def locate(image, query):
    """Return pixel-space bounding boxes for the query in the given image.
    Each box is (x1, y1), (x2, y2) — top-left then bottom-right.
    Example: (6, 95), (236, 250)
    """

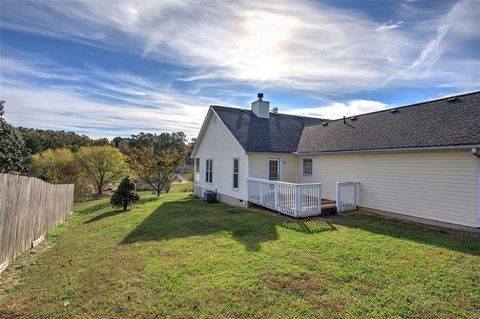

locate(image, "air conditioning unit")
(203, 190), (217, 203)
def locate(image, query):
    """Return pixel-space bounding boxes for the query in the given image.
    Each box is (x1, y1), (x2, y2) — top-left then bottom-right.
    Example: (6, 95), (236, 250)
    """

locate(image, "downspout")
(471, 147), (480, 158)
(472, 148), (480, 228)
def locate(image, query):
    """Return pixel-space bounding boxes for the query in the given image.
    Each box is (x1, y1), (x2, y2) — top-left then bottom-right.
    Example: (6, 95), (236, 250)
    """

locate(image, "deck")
(247, 178), (358, 218)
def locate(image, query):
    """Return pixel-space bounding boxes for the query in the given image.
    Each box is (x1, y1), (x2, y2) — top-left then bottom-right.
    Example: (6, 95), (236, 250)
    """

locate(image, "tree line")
(0, 102), (195, 201)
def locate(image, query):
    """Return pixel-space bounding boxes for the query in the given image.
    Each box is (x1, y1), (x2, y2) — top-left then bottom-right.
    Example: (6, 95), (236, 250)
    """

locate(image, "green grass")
(1, 189), (479, 319)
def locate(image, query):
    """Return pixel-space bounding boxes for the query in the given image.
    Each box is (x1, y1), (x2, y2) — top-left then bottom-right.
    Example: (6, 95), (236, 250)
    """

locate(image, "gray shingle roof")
(297, 91), (480, 153)
(211, 105), (324, 153)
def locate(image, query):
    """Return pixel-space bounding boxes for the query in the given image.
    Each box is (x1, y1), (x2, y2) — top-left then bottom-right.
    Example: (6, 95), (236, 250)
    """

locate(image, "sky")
(0, 0), (479, 139)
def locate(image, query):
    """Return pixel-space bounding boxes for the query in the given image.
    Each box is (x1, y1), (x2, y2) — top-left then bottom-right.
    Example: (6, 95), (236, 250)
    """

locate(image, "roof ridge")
(210, 104), (325, 121)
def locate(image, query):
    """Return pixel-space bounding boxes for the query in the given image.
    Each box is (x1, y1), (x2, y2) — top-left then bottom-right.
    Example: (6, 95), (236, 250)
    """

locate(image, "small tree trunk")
(123, 201), (128, 211)
(97, 185), (103, 195)
(156, 189), (161, 197)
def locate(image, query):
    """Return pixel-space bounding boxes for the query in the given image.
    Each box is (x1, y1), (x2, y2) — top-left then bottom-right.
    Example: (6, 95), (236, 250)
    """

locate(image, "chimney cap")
(258, 93), (264, 101)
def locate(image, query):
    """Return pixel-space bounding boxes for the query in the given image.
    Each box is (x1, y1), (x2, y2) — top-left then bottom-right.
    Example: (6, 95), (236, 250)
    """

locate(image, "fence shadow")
(84, 209), (126, 224)
(77, 201), (112, 215)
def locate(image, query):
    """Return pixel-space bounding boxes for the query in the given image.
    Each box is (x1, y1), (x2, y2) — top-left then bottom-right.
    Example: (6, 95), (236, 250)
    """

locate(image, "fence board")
(0, 174), (74, 273)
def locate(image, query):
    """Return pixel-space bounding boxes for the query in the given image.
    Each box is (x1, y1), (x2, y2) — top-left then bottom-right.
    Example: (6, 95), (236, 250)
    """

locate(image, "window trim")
(303, 158), (313, 176)
(232, 158), (239, 190)
(205, 159), (213, 183)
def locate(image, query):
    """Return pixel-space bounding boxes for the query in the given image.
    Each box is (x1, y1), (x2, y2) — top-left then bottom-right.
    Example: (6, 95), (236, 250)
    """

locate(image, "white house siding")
(298, 150), (479, 228)
(194, 112), (248, 205)
(248, 153), (298, 183)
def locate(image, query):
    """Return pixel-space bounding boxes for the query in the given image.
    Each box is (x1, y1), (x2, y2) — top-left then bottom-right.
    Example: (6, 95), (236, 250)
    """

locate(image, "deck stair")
(321, 199), (337, 216)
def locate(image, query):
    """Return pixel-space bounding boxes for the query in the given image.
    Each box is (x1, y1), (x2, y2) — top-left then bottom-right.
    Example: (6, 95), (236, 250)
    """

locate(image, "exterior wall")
(298, 150), (479, 228)
(193, 112), (248, 204)
(248, 153), (298, 183)
(477, 154), (480, 228)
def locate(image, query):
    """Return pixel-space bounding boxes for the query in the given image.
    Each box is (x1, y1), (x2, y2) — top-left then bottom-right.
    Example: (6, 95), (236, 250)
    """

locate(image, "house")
(175, 165), (193, 174)
(191, 92), (480, 230)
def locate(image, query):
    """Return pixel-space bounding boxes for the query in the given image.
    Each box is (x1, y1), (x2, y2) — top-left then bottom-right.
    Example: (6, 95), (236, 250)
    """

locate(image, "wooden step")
(321, 202), (337, 216)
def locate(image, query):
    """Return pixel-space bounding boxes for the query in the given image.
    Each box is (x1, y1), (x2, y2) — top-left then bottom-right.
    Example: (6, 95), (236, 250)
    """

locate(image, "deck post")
(295, 185), (302, 217)
(259, 183), (264, 205)
(274, 183), (279, 211)
(335, 182), (340, 212)
(318, 184), (322, 215)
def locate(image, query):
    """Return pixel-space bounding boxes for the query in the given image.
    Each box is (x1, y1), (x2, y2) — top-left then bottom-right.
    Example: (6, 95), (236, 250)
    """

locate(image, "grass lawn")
(1, 186), (479, 318)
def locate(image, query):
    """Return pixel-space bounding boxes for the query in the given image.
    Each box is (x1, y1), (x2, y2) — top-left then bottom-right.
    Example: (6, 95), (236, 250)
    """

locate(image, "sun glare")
(232, 11), (299, 82)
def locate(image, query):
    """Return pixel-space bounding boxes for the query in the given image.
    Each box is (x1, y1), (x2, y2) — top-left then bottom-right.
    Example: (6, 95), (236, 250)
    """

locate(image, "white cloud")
(3, 81), (212, 139)
(0, 0), (448, 93)
(375, 20), (403, 32)
(283, 100), (389, 120)
(0, 55), (226, 138)
(385, 0), (478, 84)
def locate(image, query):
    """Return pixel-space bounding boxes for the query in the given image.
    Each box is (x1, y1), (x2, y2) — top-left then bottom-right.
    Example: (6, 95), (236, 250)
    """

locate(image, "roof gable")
(211, 105), (324, 153)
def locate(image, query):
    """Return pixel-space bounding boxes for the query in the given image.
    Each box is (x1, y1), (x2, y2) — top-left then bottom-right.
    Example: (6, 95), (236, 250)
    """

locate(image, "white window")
(303, 158), (313, 176)
(269, 159), (280, 181)
(205, 159), (213, 183)
(233, 158), (239, 189)
(195, 158), (200, 173)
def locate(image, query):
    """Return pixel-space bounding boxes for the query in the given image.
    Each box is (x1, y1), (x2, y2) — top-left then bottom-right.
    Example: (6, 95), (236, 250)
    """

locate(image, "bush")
(28, 148), (94, 201)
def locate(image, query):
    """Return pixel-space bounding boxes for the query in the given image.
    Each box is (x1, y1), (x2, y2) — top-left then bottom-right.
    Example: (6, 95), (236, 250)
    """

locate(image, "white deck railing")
(247, 177), (322, 218)
(336, 182), (359, 213)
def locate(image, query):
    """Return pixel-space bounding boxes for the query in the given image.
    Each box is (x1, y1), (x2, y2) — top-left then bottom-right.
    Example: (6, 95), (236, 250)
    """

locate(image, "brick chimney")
(251, 93), (270, 118)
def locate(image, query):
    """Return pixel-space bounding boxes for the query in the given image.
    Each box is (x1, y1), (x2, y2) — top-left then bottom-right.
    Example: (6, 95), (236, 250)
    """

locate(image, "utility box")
(203, 190), (217, 203)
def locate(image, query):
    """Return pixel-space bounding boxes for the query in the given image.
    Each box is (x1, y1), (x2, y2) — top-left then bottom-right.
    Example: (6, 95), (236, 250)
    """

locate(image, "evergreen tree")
(110, 177), (139, 210)
(0, 101), (28, 173)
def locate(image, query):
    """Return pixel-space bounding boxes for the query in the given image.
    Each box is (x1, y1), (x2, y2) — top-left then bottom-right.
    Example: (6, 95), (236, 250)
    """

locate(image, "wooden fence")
(0, 174), (74, 273)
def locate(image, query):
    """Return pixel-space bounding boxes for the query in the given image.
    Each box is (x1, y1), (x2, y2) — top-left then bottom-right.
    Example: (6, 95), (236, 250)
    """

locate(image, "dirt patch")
(0, 241), (52, 302)
(265, 273), (327, 296)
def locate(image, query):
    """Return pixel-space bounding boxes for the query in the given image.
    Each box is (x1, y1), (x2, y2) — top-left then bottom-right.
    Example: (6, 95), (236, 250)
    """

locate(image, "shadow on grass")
(84, 209), (126, 224)
(333, 213), (480, 256)
(281, 219), (336, 234)
(121, 196), (480, 255)
(139, 196), (160, 205)
(120, 198), (335, 251)
(77, 201), (112, 215)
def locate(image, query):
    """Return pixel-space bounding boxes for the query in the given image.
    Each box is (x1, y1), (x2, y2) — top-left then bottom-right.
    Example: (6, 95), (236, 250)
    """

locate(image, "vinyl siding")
(194, 112), (248, 202)
(248, 153), (298, 183)
(298, 150), (479, 228)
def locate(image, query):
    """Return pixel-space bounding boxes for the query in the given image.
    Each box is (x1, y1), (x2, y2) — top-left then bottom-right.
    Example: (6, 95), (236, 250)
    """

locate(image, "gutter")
(244, 145), (480, 157)
(293, 144), (480, 156)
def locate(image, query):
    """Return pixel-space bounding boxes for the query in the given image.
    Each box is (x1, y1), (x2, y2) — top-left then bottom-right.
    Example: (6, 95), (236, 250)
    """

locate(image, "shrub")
(110, 177), (139, 210)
